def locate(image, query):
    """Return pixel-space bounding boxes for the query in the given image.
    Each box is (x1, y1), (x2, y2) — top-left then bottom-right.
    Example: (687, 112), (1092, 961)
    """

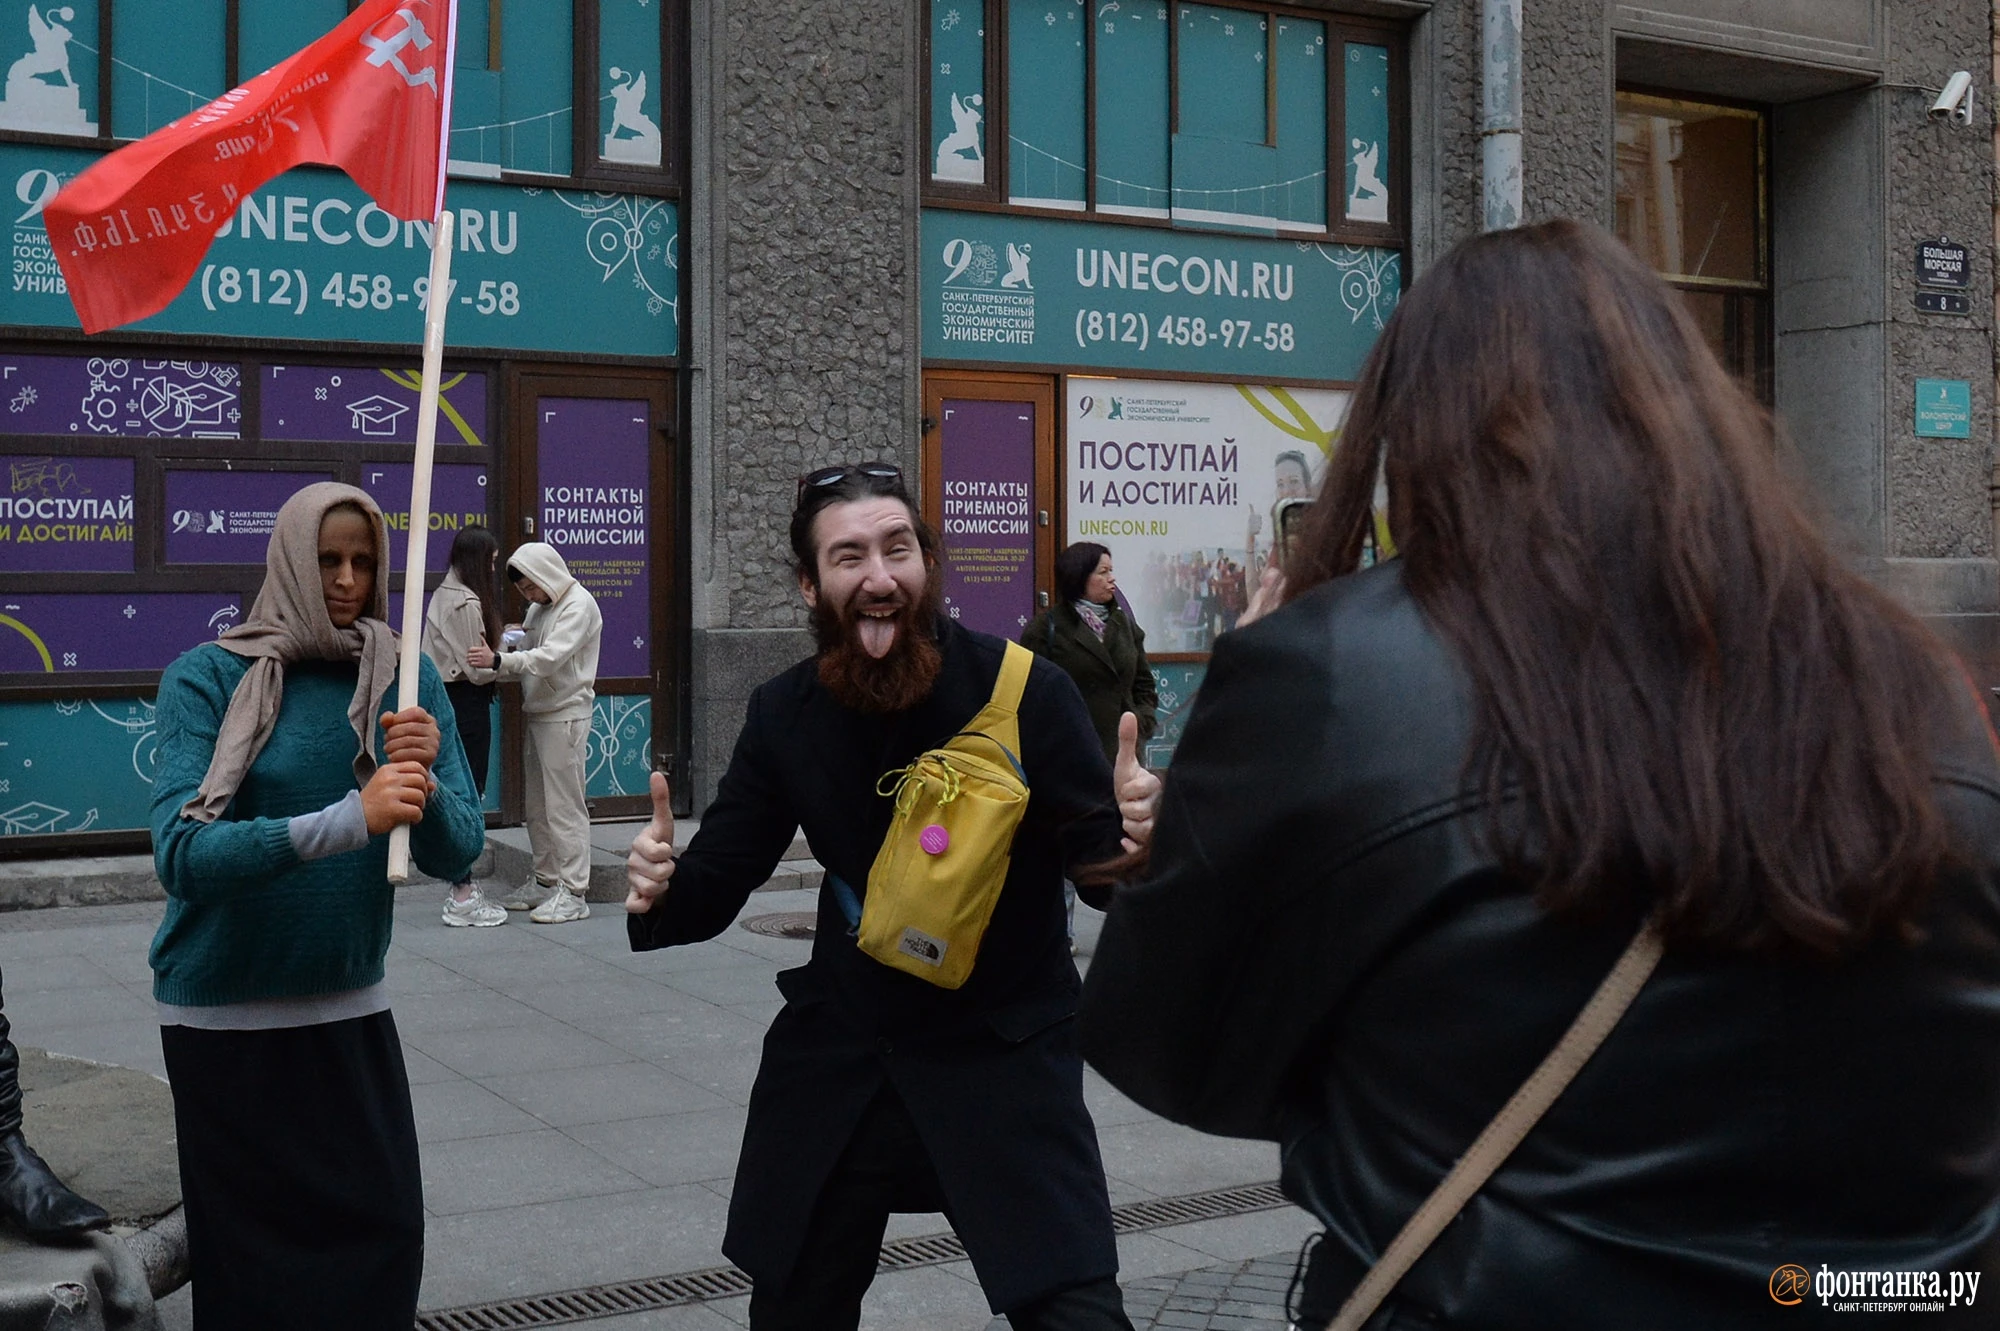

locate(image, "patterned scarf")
(1073, 599), (1110, 641)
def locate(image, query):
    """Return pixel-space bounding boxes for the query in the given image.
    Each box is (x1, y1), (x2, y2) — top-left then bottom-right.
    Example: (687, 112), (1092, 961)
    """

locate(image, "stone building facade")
(682, 0), (1999, 809)
(0, 0), (1991, 844)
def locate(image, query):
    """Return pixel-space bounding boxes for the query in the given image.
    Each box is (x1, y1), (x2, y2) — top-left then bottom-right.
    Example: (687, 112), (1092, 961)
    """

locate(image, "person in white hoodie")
(492, 542), (603, 924)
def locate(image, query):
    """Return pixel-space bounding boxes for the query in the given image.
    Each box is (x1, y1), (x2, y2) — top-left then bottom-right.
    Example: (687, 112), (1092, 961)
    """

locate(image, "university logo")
(941, 237), (999, 287)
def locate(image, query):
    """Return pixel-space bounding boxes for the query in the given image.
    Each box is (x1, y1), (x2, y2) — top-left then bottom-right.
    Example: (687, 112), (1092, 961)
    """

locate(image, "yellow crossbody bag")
(850, 641), (1033, 989)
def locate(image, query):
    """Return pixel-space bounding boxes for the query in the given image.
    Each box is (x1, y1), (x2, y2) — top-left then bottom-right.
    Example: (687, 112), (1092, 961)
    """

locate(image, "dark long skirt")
(160, 1011), (423, 1331)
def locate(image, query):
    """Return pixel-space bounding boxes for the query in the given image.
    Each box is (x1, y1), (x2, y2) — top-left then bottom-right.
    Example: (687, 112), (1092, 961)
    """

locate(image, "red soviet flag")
(44, 0), (456, 334)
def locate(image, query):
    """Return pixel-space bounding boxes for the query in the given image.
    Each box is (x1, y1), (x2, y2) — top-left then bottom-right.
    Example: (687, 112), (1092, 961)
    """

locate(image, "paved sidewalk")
(2, 872), (1316, 1329)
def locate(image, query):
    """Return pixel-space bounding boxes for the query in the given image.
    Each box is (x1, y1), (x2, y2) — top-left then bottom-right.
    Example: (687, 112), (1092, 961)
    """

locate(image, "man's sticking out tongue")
(856, 607), (899, 658)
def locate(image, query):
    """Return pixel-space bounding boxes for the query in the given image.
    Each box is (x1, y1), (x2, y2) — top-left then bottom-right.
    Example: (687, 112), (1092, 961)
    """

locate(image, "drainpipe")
(1482, 0), (1523, 230)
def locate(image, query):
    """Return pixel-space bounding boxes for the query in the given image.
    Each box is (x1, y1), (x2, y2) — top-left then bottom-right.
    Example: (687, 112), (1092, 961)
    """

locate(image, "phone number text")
(1074, 309), (1296, 353)
(196, 266), (521, 318)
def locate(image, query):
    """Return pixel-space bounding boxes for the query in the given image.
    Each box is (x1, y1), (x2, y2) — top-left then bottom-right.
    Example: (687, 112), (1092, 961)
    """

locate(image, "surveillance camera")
(1930, 70), (1975, 124)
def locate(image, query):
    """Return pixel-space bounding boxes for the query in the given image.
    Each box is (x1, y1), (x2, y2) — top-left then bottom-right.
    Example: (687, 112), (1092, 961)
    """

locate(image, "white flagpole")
(387, 207), (457, 883)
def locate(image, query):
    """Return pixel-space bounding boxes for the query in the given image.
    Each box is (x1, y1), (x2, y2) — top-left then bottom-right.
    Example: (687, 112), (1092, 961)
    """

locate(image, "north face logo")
(897, 928), (946, 966)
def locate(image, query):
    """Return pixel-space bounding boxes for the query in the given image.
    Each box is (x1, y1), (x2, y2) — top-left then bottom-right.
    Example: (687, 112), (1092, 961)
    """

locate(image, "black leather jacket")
(1081, 561), (2000, 1328)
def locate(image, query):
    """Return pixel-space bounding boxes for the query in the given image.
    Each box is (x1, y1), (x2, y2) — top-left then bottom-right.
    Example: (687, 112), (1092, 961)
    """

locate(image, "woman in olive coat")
(1020, 542), (1158, 765)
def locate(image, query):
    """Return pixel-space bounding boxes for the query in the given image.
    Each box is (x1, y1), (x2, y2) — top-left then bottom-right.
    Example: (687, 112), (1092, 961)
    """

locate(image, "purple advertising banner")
(362, 463), (492, 577)
(263, 366), (490, 447)
(537, 398), (650, 679)
(165, 470), (335, 565)
(0, 593), (244, 673)
(938, 398), (1037, 638)
(0, 455), (136, 573)
(0, 355), (242, 437)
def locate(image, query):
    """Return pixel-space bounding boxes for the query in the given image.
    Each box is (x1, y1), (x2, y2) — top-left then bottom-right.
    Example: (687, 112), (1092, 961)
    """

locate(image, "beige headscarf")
(180, 482), (401, 822)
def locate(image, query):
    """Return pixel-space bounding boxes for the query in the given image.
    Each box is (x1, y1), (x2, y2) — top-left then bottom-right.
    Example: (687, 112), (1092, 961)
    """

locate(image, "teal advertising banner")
(0, 691), (643, 837)
(586, 694), (652, 800)
(1093, 0), (1168, 216)
(1343, 43), (1392, 225)
(1144, 661), (1205, 768)
(1007, 0), (1084, 209)
(930, 0), (987, 185)
(923, 208), (1398, 381)
(0, 696), (157, 836)
(2, 145), (678, 357)
(598, 0), (665, 169)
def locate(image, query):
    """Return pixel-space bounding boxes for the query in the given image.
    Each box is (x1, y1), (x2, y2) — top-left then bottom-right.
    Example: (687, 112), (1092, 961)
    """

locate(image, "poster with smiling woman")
(1065, 377), (1349, 655)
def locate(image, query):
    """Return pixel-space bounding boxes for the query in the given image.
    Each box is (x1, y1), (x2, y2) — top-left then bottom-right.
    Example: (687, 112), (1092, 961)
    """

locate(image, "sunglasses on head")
(795, 462), (904, 502)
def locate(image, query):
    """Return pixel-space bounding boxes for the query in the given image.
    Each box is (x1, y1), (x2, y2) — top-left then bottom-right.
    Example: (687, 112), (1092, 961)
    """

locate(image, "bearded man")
(626, 462), (1161, 1330)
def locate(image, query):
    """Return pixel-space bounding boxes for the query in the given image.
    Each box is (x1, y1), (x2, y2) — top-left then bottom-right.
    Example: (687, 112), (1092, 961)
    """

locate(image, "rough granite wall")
(1412, 0), (1603, 268)
(1420, 0), (1484, 263)
(1884, 0), (1995, 564)
(716, 0), (918, 630)
(686, 0), (920, 807)
(1522, 0), (1612, 227)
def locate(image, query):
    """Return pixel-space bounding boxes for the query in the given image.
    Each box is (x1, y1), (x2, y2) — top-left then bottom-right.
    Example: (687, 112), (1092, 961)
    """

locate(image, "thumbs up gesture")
(625, 771), (677, 914)
(1113, 712), (1163, 856)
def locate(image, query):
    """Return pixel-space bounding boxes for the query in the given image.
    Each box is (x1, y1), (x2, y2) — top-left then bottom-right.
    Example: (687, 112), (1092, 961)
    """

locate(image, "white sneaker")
(497, 879), (554, 911)
(529, 885), (590, 924)
(442, 887), (508, 928)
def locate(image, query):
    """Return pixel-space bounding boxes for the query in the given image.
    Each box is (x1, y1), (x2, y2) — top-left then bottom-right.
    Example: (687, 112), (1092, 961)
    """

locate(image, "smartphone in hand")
(1274, 498), (1313, 572)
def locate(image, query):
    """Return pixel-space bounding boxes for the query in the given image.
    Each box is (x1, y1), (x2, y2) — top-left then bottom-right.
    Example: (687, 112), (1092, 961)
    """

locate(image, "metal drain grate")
(878, 1230), (971, 1270)
(416, 1268), (755, 1331)
(739, 911), (818, 940)
(414, 1179), (1289, 1330)
(1110, 1181), (1289, 1232)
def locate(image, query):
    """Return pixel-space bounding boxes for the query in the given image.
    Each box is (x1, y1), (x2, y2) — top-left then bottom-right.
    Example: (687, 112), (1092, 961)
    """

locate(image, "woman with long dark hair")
(423, 523), (505, 926)
(1079, 220), (2000, 1328)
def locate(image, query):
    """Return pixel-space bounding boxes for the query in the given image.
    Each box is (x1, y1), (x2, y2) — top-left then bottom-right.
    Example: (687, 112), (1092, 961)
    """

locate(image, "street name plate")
(1917, 240), (1970, 289)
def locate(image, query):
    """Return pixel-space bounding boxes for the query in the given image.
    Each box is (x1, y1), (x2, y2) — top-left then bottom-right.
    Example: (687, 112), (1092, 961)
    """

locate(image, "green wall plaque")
(1914, 378), (1972, 439)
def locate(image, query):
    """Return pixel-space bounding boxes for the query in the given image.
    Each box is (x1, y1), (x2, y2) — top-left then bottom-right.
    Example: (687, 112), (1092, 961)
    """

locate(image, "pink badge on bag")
(919, 824), (950, 855)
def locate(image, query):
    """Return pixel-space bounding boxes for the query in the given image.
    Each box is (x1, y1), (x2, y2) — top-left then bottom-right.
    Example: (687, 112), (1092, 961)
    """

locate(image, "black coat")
(630, 617), (1126, 1312)
(1021, 602), (1158, 764)
(1080, 561), (2000, 1329)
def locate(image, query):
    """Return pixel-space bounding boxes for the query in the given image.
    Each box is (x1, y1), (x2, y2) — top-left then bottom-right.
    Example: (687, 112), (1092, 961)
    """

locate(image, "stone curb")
(0, 848), (500, 913)
(484, 828), (821, 904)
(0, 826), (820, 911)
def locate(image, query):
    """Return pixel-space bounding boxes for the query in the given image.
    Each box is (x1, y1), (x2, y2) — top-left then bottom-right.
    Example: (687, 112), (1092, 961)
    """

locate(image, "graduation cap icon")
(0, 802), (66, 836)
(140, 377), (237, 431)
(345, 395), (412, 436)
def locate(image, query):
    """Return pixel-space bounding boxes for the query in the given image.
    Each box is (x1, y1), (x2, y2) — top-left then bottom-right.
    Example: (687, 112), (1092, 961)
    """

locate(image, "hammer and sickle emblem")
(359, 7), (438, 92)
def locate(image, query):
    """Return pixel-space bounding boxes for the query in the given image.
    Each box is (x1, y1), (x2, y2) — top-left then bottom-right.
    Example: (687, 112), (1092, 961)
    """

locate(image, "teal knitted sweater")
(149, 643), (485, 1006)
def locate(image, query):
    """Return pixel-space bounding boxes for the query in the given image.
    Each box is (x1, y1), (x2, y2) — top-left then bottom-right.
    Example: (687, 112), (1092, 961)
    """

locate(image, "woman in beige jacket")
(422, 525), (504, 926)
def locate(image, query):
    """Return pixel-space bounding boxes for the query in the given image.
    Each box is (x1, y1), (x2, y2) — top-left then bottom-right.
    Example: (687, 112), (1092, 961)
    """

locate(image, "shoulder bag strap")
(958, 641), (1034, 759)
(1325, 921), (1665, 1331)
(992, 639), (1033, 712)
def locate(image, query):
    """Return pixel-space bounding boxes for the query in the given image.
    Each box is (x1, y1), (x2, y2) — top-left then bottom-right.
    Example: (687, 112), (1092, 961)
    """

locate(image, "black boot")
(0, 1128), (109, 1237)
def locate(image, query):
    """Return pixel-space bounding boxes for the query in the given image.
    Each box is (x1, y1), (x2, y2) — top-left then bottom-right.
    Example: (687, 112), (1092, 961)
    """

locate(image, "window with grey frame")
(925, 0), (1404, 245)
(0, 0), (682, 193)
